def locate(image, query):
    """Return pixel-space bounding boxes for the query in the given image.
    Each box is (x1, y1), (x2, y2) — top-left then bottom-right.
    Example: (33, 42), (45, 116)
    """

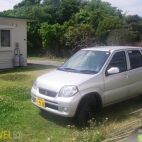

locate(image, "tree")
(62, 24), (95, 49)
(90, 9), (103, 29)
(14, 0), (41, 8)
(42, 0), (60, 8)
(39, 23), (65, 56)
(106, 29), (135, 46)
(1, 0), (140, 57)
(27, 22), (42, 55)
(75, 10), (90, 24)
(125, 15), (142, 42)
(96, 16), (124, 41)
(56, 0), (80, 24)
(126, 15), (141, 24)
(84, 0), (123, 19)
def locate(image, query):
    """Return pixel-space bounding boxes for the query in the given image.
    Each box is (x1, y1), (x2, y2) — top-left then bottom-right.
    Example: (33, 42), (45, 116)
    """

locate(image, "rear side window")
(128, 50), (142, 69)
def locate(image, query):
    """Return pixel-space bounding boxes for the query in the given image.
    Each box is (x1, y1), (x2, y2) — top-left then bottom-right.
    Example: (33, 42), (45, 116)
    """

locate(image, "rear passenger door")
(127, 50), (142, 96)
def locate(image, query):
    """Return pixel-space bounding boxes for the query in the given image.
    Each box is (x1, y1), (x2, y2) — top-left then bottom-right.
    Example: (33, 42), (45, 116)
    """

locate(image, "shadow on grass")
(39, 109), (78, 127)
(95, 96), (142, 123)
(39, 96), (142, 127)
(0, 63), (58, 74)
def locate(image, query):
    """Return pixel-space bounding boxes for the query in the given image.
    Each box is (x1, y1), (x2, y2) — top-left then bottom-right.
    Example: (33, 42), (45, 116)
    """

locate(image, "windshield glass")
(59, 50), (110, 74)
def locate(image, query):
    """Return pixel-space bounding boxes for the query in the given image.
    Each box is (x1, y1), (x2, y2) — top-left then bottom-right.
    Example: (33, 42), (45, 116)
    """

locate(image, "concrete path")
(27, 60), (63, 67)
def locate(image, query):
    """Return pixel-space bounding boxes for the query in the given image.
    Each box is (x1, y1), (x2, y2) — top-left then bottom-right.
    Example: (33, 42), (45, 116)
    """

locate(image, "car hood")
(37, 69), (93, 92)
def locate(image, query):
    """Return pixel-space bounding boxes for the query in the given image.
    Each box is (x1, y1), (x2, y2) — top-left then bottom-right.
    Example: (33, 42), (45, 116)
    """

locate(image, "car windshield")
(58, 50), (110, 74)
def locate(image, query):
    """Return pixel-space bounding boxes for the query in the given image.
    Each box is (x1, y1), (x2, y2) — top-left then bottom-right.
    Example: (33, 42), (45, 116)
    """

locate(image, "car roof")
(82, 46), (141, 52)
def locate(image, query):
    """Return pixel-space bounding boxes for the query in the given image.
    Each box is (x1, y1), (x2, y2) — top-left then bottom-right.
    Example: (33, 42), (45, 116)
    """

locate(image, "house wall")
(0, 18), (27, 69)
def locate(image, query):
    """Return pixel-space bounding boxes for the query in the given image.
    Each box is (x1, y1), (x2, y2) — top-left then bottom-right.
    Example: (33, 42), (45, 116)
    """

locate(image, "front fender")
(79, 86), (104, 105)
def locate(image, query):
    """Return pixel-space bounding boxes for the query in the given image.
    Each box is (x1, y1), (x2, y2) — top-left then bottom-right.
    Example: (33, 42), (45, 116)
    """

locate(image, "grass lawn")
(1, 64), (142, 142)
(27, 56), (67, 62)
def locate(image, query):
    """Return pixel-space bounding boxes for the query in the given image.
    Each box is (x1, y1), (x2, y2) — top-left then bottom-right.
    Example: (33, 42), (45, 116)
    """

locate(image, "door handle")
(123, 74), (128, 79)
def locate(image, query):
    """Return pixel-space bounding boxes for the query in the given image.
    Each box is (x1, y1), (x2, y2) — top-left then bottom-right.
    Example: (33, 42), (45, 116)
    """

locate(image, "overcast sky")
(102, 0), (142, 16)
(0, 0), (142, 16)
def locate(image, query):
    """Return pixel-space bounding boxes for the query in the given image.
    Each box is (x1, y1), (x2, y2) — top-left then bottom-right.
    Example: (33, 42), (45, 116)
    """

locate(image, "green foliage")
(43, 0), (60, 8)
(0, 0), (141, 57)
(56, 0), (80, 24)
(75, 10), (90, 24)
(39, 23), (65, 56)
(125, 15), (142, 42)
(126, 14), (142, 24)
(1, 66), (142, 141)
(27, 22), (42, 55)
(39, 23), (64, 46)
(84, 0), (123, 19)
(107, 28), (135, 46)
(14, 0), (41, 8)
(96, 16), (125, 40)
(62, 24), (95, 49)
(90, 9), (104, 28)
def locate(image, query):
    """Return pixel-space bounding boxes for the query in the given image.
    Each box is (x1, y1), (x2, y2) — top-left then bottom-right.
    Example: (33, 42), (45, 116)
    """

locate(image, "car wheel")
(77, 98), (96, 126)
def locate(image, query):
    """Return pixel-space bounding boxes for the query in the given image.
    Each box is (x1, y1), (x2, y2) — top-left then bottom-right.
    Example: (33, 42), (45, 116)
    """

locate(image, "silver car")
(31, 46), (142, 125)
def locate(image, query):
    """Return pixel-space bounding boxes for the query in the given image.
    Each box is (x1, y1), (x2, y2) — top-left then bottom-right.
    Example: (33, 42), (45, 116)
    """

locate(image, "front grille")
(39, 89), (46, 95)
(39, 88), (57, 97)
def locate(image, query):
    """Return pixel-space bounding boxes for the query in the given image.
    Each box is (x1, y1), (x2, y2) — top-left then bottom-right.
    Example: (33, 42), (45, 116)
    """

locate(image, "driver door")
(103, 51), (130, 105)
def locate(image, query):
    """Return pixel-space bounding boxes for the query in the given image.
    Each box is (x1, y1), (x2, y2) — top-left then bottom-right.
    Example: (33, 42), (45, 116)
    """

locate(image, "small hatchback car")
(31, 46), (142, 125)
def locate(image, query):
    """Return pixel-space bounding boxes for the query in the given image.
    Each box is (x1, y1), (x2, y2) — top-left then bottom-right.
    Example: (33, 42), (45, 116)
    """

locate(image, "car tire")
(77, 98), (96, 126)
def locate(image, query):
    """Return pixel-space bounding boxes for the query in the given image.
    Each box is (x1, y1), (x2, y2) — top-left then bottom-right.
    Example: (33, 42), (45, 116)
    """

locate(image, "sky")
(102, 0), (142, 16)
(0, 0), (142, 16)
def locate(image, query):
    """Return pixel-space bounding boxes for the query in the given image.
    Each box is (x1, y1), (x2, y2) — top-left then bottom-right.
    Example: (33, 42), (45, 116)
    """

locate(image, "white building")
(0, 15), (36, 69)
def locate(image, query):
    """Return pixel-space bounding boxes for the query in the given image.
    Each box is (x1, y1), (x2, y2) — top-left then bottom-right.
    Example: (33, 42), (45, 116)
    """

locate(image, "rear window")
(128, 50), (142, 69)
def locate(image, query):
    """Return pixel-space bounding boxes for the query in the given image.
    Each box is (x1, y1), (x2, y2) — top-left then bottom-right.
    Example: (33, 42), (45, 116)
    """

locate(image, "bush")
(106, 28), (135, 46)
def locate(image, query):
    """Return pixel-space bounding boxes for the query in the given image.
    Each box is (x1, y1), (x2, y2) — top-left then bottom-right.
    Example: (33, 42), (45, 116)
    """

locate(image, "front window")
(107, 51), (127, 73)
(59, 50), (110, 74)
(0, 30), (11, 48)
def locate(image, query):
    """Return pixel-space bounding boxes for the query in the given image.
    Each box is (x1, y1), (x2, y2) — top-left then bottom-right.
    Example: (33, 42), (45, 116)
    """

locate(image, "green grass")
(27, 56), (67, 62)
(1, 65), (142, 141)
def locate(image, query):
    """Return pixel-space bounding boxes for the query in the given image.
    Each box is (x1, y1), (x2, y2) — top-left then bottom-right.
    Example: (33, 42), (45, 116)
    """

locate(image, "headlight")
(33, 80), (37, 90)
(59, 85), (78, 97)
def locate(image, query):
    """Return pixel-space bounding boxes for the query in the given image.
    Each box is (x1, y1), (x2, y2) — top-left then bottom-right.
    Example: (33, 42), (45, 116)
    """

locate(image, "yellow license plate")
(36, 97), (45, 107)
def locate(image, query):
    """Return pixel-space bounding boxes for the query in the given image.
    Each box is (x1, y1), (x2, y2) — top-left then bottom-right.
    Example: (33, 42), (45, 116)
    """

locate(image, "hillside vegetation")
(1, 0), (142, 57)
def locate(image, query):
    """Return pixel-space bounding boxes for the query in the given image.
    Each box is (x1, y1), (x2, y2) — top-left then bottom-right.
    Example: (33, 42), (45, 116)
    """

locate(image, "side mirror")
(107, 67), (119, 75)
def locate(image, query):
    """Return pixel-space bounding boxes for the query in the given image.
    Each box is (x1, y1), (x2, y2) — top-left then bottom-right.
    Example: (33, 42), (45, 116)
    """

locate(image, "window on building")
(0, 30), (11, 47)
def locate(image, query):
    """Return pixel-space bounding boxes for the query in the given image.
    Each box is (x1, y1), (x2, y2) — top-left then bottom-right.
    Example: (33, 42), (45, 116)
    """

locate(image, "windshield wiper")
(63, 68), (76, 71)
(58, 67), (78, 72)
(79, 70), (97, 74)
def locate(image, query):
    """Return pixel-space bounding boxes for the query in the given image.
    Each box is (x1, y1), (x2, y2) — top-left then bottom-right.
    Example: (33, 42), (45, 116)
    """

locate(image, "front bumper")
(31, 87), (82, 117)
